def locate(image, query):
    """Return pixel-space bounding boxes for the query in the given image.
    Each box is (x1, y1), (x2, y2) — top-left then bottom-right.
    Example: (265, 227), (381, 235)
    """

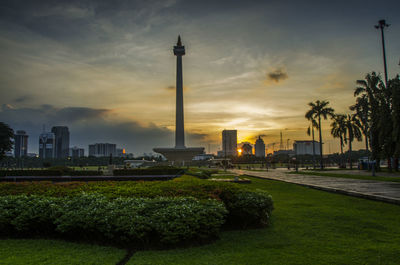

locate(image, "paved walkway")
(232, 169), (400, 205)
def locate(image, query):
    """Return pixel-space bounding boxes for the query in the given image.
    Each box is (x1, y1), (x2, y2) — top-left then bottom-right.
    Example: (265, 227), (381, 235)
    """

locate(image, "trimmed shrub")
(0, 169), (101, 177)
(113, 167), (183, 176)
(0, 194), (227, 246)
(0, 176), (273, 228)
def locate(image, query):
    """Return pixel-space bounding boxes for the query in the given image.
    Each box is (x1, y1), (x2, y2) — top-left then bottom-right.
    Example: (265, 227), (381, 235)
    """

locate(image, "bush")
(186, 169), (219, 179)
(220, 189), (273, 228)
(113, 167), (183, 176)
(0, 194), (227, 246)
(0, 169), (102, 177)
(0, 176), (273, 228)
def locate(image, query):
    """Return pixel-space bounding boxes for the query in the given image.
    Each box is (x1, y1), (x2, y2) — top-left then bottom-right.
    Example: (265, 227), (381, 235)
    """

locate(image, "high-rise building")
(14, 130), (28, 158)
(255, 136), (266, 157)
(39, 132), (55, 158)
(88, 143), (116, 157)
(51, 126), (70, 159)
(222, 130), (237, 156)
(69, 146), (85, 158)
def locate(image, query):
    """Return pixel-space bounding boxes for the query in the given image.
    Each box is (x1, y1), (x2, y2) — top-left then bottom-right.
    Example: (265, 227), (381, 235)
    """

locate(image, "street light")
(375, 19), (390, 87)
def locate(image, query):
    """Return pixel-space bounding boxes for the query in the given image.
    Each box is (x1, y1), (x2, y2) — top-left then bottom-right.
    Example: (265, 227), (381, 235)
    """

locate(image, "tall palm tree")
(306, 118), (318, 169)
(344, 114), (362, 169)
(305, 100), (335, 169)
(331, 114), (346, 168)
(350, 94), (370, 152)
(354, 72), (383, 168)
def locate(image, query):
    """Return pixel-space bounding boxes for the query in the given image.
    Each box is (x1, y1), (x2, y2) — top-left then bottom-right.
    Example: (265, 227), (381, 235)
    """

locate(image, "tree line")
(305, 72), (400, 171)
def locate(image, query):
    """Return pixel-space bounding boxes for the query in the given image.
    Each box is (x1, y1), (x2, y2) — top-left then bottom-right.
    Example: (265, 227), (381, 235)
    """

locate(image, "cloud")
(266, 68), (288, 84)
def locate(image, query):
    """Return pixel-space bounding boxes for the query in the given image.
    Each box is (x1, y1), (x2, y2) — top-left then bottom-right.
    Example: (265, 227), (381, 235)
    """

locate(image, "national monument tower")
(153, 36), (204, 163)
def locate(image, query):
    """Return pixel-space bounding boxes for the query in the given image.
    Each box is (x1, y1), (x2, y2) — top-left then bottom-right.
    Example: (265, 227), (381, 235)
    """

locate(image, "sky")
(0, 0), (399, 155)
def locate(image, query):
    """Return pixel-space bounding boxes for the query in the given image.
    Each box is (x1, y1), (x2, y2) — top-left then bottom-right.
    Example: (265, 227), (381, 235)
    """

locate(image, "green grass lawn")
(0, 239), (125, 265)
(127, 177), (400, 265)
(290, 171), (400, 183)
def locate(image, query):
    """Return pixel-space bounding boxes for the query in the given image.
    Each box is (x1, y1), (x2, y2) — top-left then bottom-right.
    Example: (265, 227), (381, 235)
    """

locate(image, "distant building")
(116, 148), (126, 157)
(254, 136), (265, 158)
(88, 143), (117, 157)
(293, 140), (320, 155)
(222, 130), (237, 156)
(240, 142), (253, 155)
(69, 146), (85, 158)
(14, 130), (28, 158)
(39, 132), (55, 158)
(51, 126), (70, 159)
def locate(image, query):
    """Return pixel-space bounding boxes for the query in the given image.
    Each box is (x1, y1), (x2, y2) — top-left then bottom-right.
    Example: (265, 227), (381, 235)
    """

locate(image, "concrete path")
(232, 169), (400, 205)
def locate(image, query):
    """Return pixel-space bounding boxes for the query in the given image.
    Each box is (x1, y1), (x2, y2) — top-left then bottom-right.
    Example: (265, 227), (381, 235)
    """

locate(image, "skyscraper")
(69, 146), (85, 158)
(51, 126), (70, 158)
(222, 130), (237, 156)
(39, 132), (55, 158)
(88, 143), (116, 157)
(14, 130), (28, 158)
(255, 136), (266, 157)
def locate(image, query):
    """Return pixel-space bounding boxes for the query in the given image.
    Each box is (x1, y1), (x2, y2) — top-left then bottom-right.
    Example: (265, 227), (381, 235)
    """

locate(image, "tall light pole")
(375, 19), (390, 87)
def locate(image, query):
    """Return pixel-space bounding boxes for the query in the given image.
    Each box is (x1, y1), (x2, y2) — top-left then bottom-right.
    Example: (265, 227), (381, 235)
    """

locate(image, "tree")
(350, 94), (370, 152)
(0, 122), (14, 160)
(306, 118), (318, 169)
(391, 75), (400, 171)
(305, 100), (335, 169)
(343, 114), (362, 169)
(354, 72), (383, 168)
(330, 114), (346, 168)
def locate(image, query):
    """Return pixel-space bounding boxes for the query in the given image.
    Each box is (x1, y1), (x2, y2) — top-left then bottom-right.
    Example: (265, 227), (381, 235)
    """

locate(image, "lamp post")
(375, 19), (390, 87)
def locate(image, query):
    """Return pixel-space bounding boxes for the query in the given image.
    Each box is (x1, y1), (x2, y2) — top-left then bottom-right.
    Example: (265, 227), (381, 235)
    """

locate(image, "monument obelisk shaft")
(174, 36), (185, 148)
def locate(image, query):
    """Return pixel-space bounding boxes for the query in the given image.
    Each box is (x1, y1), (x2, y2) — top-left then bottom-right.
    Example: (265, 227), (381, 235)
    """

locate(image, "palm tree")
(350, 94), (370, 152)
(306, 118), (318, 169)
(354, 72), (383, 168)
(305, 100), (335, 169)
(331, 114), (346, 168)
(344, 114), (362, 169)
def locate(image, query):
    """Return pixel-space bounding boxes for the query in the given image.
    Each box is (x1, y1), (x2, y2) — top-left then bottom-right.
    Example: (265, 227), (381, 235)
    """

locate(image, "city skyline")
(1, 0), (399, 155)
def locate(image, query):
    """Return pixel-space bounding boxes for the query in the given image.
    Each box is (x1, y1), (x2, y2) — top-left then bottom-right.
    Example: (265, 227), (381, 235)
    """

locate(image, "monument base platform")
(153, 147), (204, 164)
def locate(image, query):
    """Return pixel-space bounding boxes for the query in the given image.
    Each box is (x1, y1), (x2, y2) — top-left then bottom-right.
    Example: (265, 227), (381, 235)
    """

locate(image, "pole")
(375, 20), (389, 87)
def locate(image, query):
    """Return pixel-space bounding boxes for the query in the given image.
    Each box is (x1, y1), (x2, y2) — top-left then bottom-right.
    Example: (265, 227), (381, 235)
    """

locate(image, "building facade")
(88, 143), (117, 157)
(222, 130), (237, 156)
(39, 132), (55, 158)
(51, 126), (70, 159)
(293, 140), (320, 155)
(254, 136), (266, 157)
(69, 146), (85, 158)
(14, 130), (28, 158)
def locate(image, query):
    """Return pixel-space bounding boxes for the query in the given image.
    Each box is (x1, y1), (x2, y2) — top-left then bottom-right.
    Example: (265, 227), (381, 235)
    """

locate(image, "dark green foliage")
(0, 169), (101, 177)
(0, 194), (227, 246)
(0, 122), (14, 160)
(185, 169), (219, 179)
(221, 189), (273, 228)
(0, 176), (274, 228)
(113, 167), (183, 176)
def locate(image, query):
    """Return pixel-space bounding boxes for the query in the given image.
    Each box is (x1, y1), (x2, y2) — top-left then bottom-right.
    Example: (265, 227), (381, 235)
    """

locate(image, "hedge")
(113, 167), (183, 176)
(0, 170), (102, 177)
(0, 176), (273, 228)
(0, 194), (227, 246)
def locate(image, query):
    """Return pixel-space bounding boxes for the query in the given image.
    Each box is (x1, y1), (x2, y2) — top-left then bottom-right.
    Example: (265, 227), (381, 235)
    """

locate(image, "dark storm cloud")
(266, 68), (288, 83)
(0, 104), (206, 154)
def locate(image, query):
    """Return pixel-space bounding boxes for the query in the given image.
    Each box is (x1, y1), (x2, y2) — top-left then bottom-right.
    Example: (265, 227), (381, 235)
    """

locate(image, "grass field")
(127, 177), (400, 265)
(290, 170), (400, 183)
(0, 239), (125, 265)
(1, 176), (400, 265)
